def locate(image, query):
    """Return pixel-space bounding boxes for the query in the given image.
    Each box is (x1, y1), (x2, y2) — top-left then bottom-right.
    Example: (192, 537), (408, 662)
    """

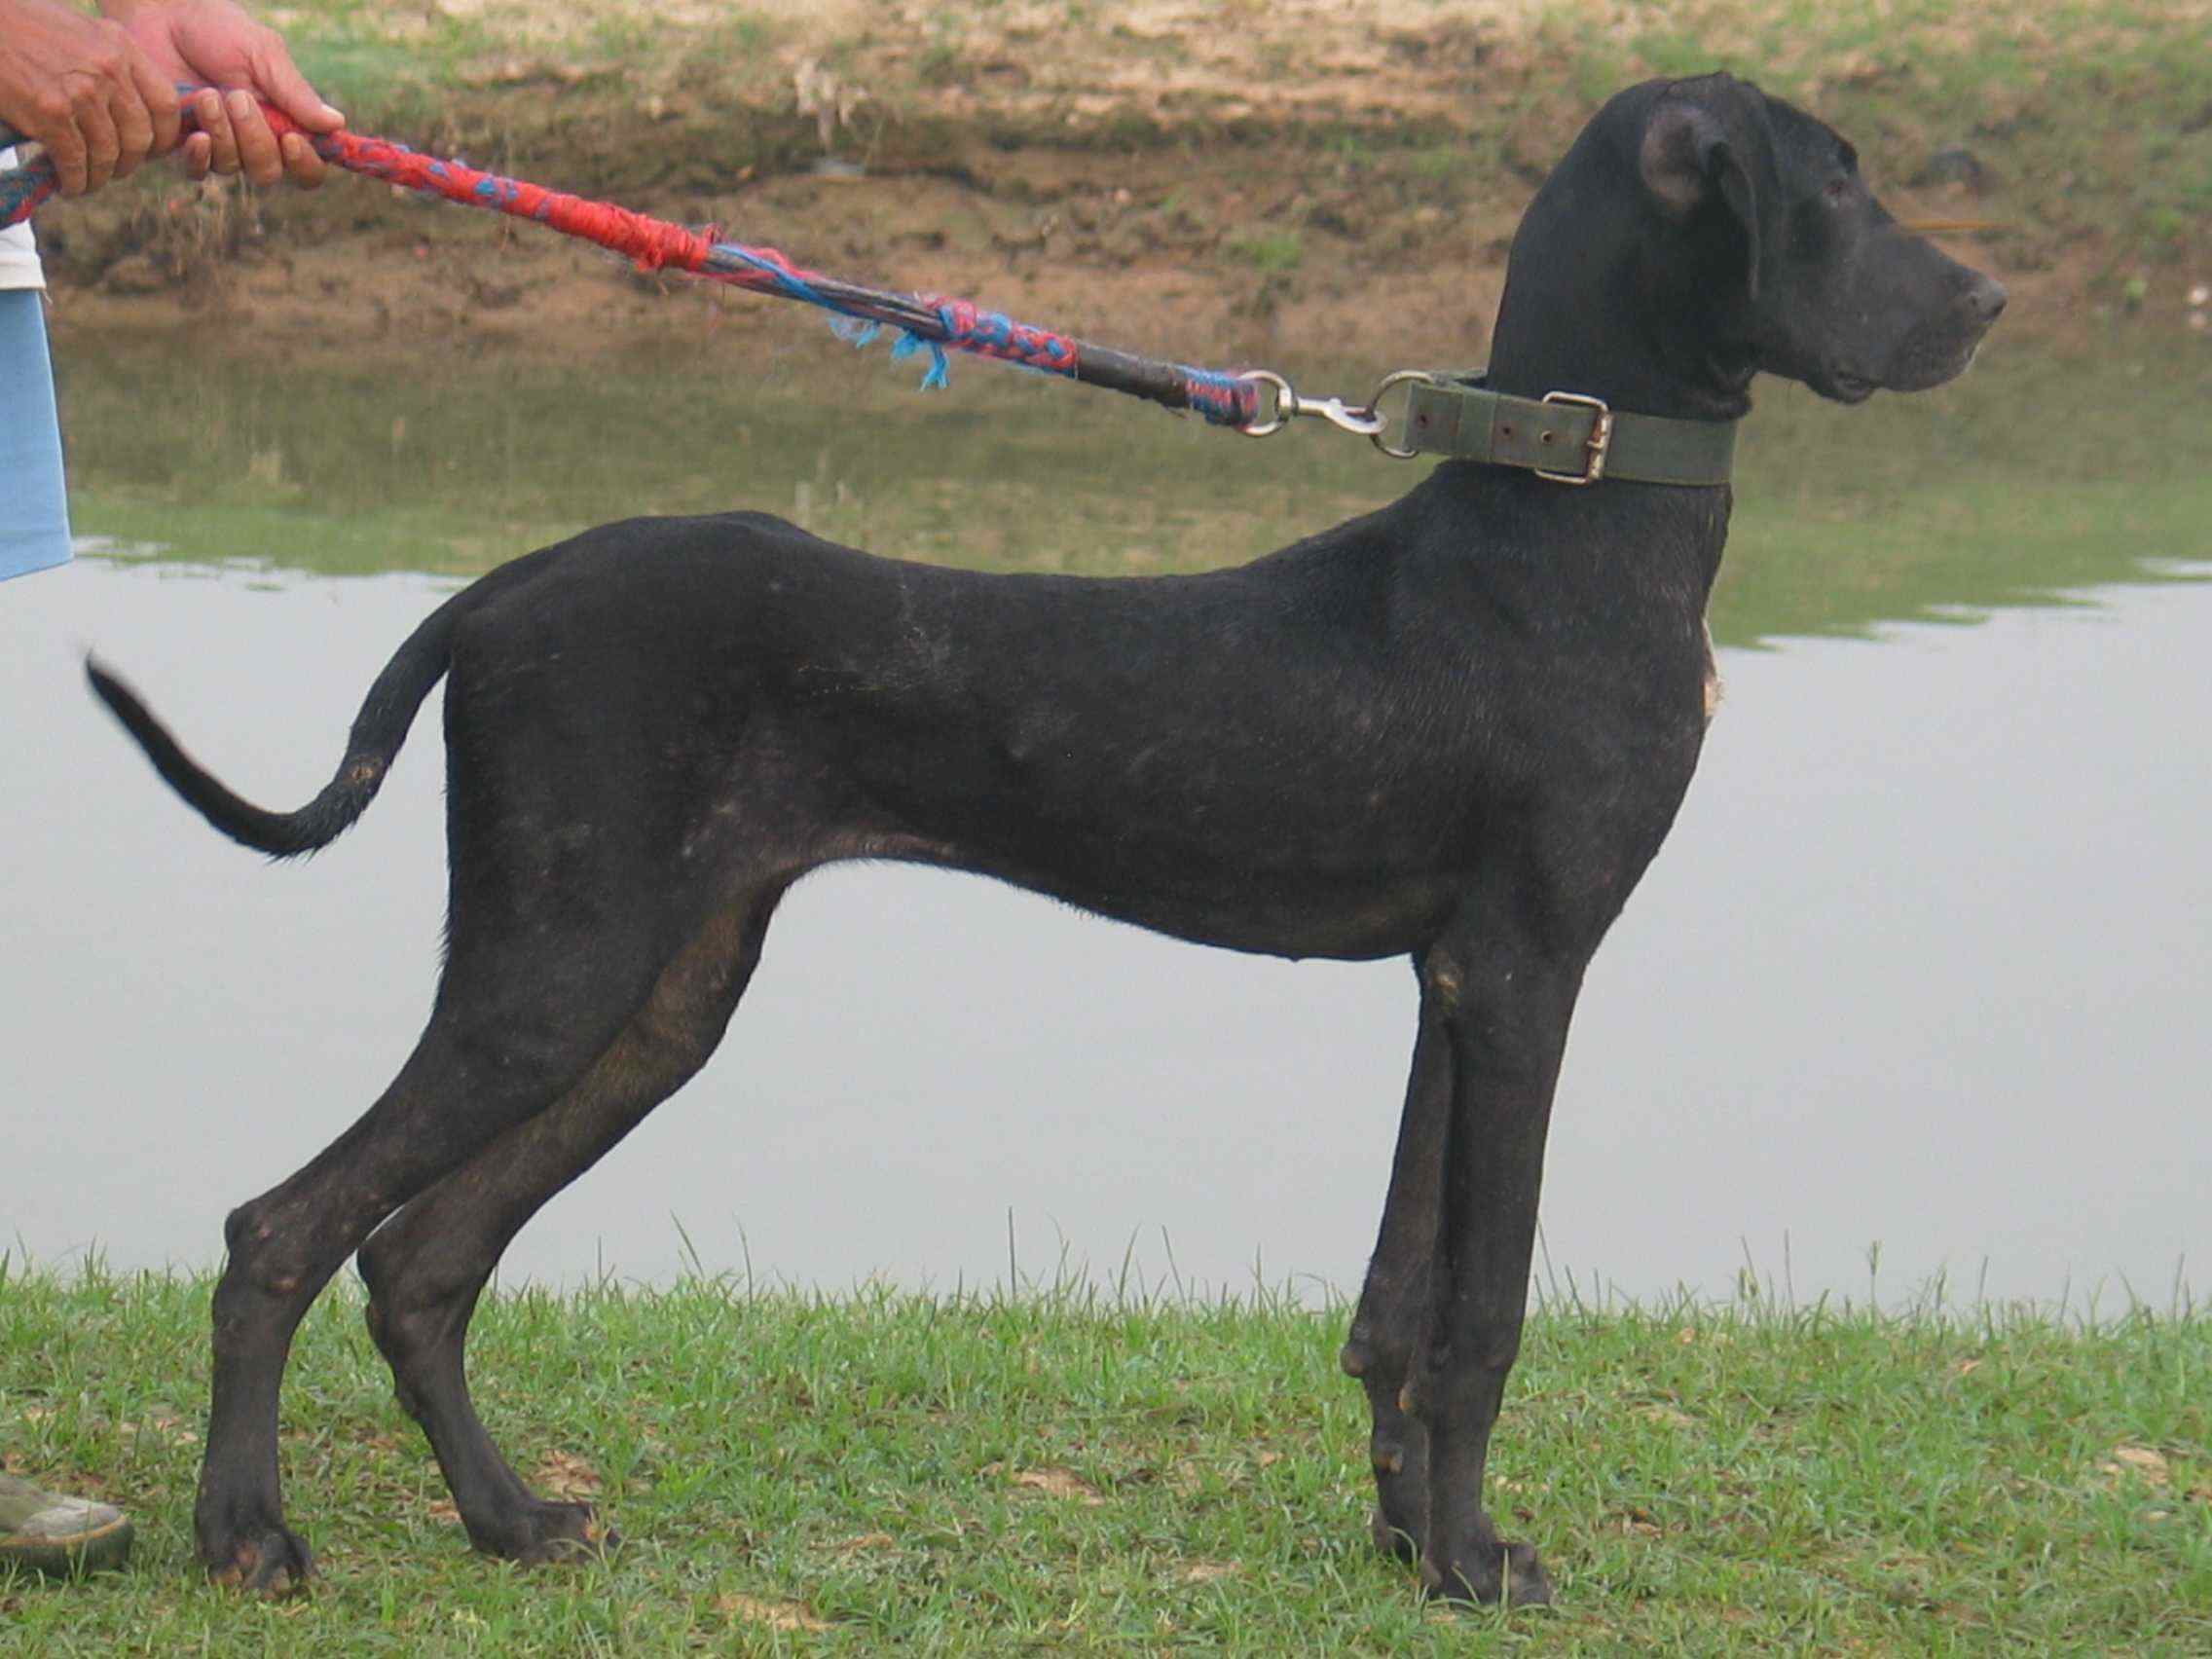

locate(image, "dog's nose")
(1963, 272), (2008, 324)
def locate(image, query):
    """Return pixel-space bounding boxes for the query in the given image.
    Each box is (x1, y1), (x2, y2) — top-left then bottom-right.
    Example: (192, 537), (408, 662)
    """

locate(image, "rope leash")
(0, 97), (2004, 457)
(0, 94), (1404, 436)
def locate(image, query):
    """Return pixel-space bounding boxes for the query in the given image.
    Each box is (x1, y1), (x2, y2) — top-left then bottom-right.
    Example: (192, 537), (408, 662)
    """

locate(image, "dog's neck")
(1483, 132), (1757, 424)
(1486, 310), (1752, 427)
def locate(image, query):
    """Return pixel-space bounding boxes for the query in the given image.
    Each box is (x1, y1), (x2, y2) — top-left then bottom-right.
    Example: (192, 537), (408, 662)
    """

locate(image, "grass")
(1224, 230), (1303, 275)
(5, 1260), (2209, 1651)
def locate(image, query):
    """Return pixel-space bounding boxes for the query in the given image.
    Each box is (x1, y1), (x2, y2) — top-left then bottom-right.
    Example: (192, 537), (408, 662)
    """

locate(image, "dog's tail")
(86, 585), (475, 859)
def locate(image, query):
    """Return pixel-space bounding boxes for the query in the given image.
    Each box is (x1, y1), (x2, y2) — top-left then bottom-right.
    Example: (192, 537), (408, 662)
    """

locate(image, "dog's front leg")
(1343, 967), (1453, 1564)
(1400, 924), (1579, 1607)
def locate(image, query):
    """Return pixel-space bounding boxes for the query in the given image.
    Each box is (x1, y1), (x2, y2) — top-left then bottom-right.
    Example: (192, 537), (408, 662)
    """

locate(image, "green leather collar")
(1395, 373), (1738, 486)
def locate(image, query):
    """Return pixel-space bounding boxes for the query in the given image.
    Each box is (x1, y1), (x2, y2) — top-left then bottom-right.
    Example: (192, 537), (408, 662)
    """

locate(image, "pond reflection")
(51, 336), (2212, 638)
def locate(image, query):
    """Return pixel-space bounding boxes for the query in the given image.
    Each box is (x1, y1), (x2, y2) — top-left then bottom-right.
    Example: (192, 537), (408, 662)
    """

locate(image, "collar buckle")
(1534, 390), (1613, 486)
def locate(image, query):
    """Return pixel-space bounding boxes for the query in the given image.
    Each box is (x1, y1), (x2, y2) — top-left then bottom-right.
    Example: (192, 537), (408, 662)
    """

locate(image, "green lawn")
(5, 1264), (2207, 1651)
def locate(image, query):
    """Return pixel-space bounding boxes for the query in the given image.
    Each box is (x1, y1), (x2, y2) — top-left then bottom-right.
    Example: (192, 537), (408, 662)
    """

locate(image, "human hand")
(100, 0), (344, 189)
(0, 0), (180, 196)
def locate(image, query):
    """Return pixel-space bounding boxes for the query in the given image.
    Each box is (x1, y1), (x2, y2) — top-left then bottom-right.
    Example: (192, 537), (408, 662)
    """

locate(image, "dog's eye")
(1823, 177), (1851, 206)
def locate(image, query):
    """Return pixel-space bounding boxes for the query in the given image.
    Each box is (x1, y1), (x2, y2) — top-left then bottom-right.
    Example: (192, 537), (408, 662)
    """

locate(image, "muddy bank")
(25, 0), (2212, 373)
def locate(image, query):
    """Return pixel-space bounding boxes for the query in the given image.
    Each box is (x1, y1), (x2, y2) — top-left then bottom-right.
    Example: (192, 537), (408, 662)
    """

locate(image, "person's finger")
(277, 130), (326, 190)
(42, 127), (91, 197)
(225, 86), (282, 187)
(128, 44), (182, 158)
(194, 86), (239, 177)
(33, 87), (92, 196)
(180, 129), (213, 182)
(107, 81), (154, 180)
(247, 35), (344, 133)
(71, 78), (121, 194)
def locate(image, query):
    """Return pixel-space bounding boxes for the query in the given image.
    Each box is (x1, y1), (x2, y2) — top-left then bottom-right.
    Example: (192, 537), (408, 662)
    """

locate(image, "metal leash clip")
(1236, 368), (1441, 460)
(1235, 369), (1386, 439)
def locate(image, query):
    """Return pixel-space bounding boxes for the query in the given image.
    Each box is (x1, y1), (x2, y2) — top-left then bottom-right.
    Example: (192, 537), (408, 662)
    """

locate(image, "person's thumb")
(249, 39), (342, 132)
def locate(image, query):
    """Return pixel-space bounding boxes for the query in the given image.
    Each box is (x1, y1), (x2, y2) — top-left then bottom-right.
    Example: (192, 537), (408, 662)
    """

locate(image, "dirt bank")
(25, 0), (2212, 374)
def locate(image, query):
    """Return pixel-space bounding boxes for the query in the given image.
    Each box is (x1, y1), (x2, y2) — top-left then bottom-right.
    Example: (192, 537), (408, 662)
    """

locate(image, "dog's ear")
(1639, 91), (1762, 299)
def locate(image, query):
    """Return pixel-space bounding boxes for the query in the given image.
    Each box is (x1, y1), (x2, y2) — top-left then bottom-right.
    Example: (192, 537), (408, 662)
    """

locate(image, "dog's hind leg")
(192, 916), (678, 1592)
(1342, 967), (1452, 1566)
(354, 889), (782, 1563)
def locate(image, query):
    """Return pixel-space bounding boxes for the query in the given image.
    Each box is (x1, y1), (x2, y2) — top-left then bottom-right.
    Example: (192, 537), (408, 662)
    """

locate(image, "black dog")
(90, 72), (2002, 1603)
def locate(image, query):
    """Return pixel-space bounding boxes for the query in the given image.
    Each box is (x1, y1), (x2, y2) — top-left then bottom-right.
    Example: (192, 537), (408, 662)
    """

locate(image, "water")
(3, 337), (2206, 1309)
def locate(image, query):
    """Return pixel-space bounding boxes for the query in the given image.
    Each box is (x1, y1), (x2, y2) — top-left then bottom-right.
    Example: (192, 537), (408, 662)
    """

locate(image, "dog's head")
(1492, 73), (2007, 418)
(1633, 72), (2007, 404)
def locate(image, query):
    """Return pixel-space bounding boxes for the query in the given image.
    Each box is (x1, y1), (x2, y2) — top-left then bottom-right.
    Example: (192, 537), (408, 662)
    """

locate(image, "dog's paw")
(1419, 1538), (1554, 1609)
(473, 1497), (616, 1566)
(204, 1526), (315, 1596)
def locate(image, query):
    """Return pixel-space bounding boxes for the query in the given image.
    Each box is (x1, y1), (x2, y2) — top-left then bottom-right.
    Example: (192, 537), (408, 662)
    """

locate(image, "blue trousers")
(1, 288), (71, 581)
